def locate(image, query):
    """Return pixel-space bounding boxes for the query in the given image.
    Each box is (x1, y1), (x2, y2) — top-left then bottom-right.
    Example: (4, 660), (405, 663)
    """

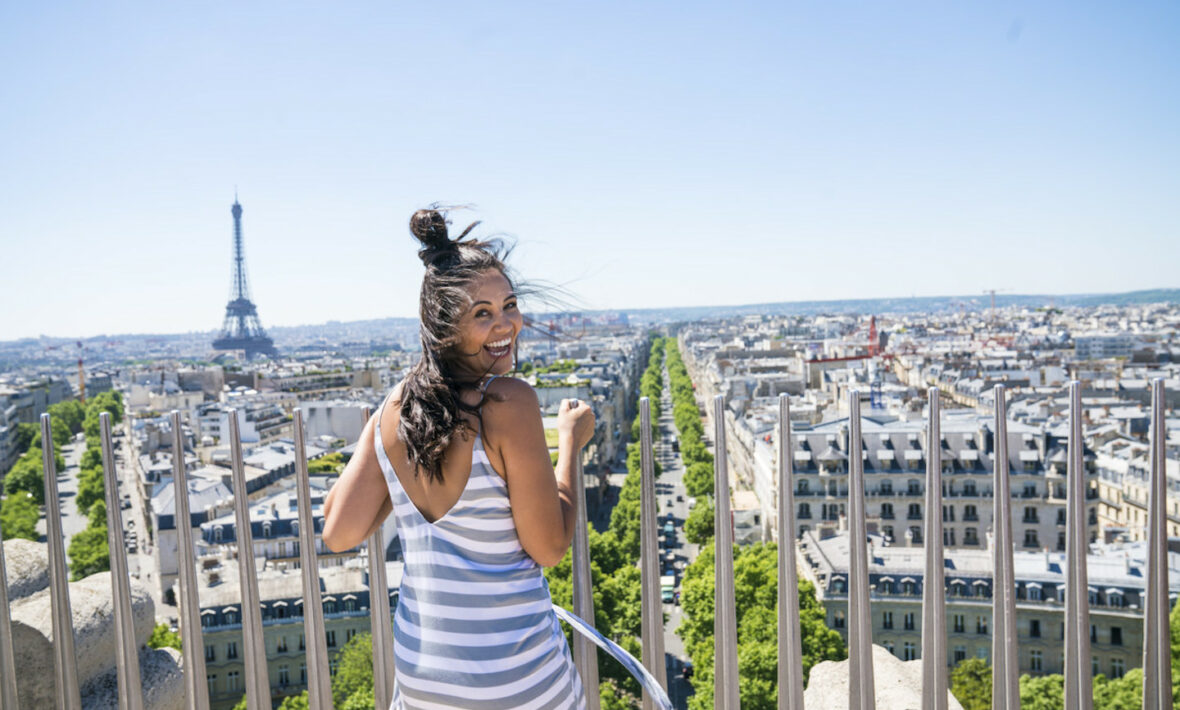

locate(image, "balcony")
(2, 383), (1174, 709)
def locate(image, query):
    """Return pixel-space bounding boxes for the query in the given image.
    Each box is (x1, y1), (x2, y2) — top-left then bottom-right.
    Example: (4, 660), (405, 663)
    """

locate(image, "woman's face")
(450, 269), (523, 378)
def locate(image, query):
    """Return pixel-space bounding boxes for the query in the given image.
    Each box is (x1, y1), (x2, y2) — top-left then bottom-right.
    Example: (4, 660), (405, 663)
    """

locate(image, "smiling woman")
(320, 207), (598, 709)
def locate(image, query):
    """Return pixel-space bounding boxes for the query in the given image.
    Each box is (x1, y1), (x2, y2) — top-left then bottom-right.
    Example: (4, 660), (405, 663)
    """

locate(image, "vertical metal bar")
(228, 410), (271, 708)
(990, 385), (1018, 710)
(1064, 382), (1093, 710)
(170, 411), (210, 710)
(362, 406), (396, 710)
(0, 510), (20, 710)
(40, 414), (82, 710)
(639, 397), (669, 708)
(712, 395), (740, 710)
(293, 409), (333, 710)
(846, 391), (875, 710)
(1142, 379), (1173, 710)
(99, 413), (145, 710)
(776, 394), (804, 710)
(921, 388), (947, 710)
(571, 452), (601, 710)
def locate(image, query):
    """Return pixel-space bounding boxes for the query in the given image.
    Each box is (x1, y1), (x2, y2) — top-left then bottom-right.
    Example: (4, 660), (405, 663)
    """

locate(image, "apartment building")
(801, 531), (1180, 678)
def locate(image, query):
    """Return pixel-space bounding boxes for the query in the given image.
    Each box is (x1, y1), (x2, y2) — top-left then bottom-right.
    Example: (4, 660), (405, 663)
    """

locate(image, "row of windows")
(204, 628), (362, 663)
(842, 611), (1128, 646)
(201, 598), (366, 627)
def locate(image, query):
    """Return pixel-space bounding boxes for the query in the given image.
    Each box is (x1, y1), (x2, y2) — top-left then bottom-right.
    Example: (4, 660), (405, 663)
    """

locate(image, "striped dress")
(374, 407), (587, 709)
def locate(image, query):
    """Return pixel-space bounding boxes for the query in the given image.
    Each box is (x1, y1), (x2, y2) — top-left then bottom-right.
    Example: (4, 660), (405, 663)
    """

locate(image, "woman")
(322, 208), (593, 708)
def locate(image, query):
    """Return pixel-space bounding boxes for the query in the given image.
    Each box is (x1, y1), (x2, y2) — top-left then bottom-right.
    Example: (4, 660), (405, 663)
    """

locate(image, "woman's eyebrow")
(502, 293), (517, 302)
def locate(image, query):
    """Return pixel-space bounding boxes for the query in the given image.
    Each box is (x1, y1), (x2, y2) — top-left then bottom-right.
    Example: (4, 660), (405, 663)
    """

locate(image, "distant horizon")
(8, 286), (1178, 344)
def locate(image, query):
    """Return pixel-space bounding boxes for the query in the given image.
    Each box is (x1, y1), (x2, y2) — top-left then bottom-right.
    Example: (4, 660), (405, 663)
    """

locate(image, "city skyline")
(2, 2), (1178, 340)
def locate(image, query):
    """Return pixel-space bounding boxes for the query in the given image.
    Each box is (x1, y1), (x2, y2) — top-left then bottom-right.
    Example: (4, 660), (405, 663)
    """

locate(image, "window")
(881, 482), (894, 495)
(346, 628), (357, 643)
(324, 601), (337, 615)
(1092, 657), (1100, 676)
(884, 641), (896, 656)
(275, 605), (287, 619)
(204, 645), (215, 662)
(908, 480), (921, 495)
(1023, 530), (1039, 548)
(797, 480), (811, 494)
(942, 505), (955, 522)
(977, 616), (988, 635)
(1028, 586), (1042, 601)
(1090, 624), (1097, 643)
(227, 671), (240, 693)
(954, 646), (967, 664)
(964, 482), (977, 496)
(1110, 627), (1122, 646)
(944, 529), (956, 546)
(214, 526), (223, 542)
(1030, 650), (1043, 672)
(909, 526), (923, 544)
(330, 659), (339, 676)
(883, 525), (894, 541)
(882, 611), (894, 629)
(226, 641), (238, 660)
(224, 611), (238, 625)
(976, 647), (989, 660)
(834, 611), (846, 629)
(300, 664), (307, 684)
(880, 503), (894, 519)
(326, 630), (337, 647)
(799, 503), (811, 519)
(276, 636), (288, 653)
(907, 503), (922, 520)
(1057, 532), (1066, 551)
(904, 612), (915, 631)
(1057, 509), (1066, 525)
(299, 634), (306, 650)
(1111, 658), (1124, 678)
(903, 642), (916, 661)
(1029, 619), (1041, 638)
(965, 527), (979, 546)
(278, 665), (290, 686)
(207, 675), (217, 697)
(953, 614), (965, 633)
(964, 505), (978, 521)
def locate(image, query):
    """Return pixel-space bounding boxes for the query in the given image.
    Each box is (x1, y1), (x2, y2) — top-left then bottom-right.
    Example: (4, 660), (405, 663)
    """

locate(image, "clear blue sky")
(2, 2), (1177, 339)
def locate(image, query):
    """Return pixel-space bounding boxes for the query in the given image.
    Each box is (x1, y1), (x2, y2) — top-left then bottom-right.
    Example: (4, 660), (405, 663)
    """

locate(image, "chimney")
(976, 425), (989, 454)
(1043, 547), (1051, 571)
(838, 423), (849, 453)
(985, 529), (994, 554)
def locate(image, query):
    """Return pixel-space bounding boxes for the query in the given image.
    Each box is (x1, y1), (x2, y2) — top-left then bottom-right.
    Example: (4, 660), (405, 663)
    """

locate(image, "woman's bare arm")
(322, 411), (392, 552)
(483, 378), (593, 567)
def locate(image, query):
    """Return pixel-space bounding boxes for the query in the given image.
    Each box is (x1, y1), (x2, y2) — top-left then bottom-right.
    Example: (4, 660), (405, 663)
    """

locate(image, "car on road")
(663, 521), (675, 536)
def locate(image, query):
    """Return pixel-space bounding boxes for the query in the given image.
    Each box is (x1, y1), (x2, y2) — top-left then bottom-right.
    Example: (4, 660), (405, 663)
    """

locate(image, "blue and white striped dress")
(374, 412), (587, 709)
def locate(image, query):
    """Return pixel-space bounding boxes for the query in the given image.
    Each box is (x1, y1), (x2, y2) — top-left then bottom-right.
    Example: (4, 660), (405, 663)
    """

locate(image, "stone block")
(803, 644), (965, 710)
(8, 571), (155, 709)
(2, 538), (49, 601)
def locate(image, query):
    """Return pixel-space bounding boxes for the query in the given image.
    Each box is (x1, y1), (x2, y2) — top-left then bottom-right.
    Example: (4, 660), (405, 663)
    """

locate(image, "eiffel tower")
(212, 196), (277, 359)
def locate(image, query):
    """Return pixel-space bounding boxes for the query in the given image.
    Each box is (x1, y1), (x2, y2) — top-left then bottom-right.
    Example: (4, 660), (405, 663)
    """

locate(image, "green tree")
(147, 622), (183, 652)
(4, 451), (51, 505)
(76, 466), (106, 516)
(950, 658), (991, 710)
(87, 499), (108, 529)
(48, 400), (86, 434)
(1172, 597), (1180, 701)
(331, 632), (375, 708)
(1093, 668), (1143, 710)
(308, 452), (346, 474)
(1018, 673), (1064, 710)
(14, 422), (37, 454)
(67, 525), (109, 580)
(340, 687), (376, 709)
(683, 461), (714, 499)
(0, 492), (40, 541)
(277, 691), (309, 709)
(685, 497), (714, 545)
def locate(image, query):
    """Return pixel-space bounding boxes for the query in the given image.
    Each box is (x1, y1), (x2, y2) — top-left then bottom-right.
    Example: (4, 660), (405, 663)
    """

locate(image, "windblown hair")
(399, 207), (515, 484)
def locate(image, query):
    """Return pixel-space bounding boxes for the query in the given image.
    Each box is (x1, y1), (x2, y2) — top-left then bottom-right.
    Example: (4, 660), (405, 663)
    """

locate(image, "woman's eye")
(475, 309), (491, 318)
(505, 302), (517, 311)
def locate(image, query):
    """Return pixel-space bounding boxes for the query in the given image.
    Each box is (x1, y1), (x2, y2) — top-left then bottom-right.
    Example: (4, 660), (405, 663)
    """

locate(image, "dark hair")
(398, 207), (515, 483)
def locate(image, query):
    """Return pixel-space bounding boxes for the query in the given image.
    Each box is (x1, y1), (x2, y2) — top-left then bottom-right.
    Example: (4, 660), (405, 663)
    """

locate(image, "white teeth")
(487, 338), (511, 348)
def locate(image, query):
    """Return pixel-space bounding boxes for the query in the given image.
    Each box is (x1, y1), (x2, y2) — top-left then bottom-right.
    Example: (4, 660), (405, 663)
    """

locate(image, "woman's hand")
(557, 398), (595, 450)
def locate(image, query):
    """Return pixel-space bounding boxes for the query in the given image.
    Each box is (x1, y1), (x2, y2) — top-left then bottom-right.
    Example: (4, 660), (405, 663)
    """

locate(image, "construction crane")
(983, 289), (1011, 324)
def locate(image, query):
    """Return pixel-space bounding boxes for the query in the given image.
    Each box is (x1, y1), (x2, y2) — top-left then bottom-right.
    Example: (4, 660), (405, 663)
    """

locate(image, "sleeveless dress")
(373, 396), (587, 709)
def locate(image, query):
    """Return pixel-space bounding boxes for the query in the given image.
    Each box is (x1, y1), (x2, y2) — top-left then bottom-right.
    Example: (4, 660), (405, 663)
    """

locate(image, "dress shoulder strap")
(479, 374), (500, 394)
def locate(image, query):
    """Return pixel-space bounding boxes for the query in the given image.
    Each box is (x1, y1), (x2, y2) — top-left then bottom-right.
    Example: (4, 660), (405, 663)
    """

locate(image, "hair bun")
(410, 209), (456, 265)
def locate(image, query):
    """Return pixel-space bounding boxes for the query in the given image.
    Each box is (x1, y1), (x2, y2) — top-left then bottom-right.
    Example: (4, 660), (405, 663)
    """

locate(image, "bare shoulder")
(481, 377), (541, 433)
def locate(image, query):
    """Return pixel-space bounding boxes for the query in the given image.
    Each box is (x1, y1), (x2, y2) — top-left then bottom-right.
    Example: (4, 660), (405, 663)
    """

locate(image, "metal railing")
(0, 382), (1174, 709)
